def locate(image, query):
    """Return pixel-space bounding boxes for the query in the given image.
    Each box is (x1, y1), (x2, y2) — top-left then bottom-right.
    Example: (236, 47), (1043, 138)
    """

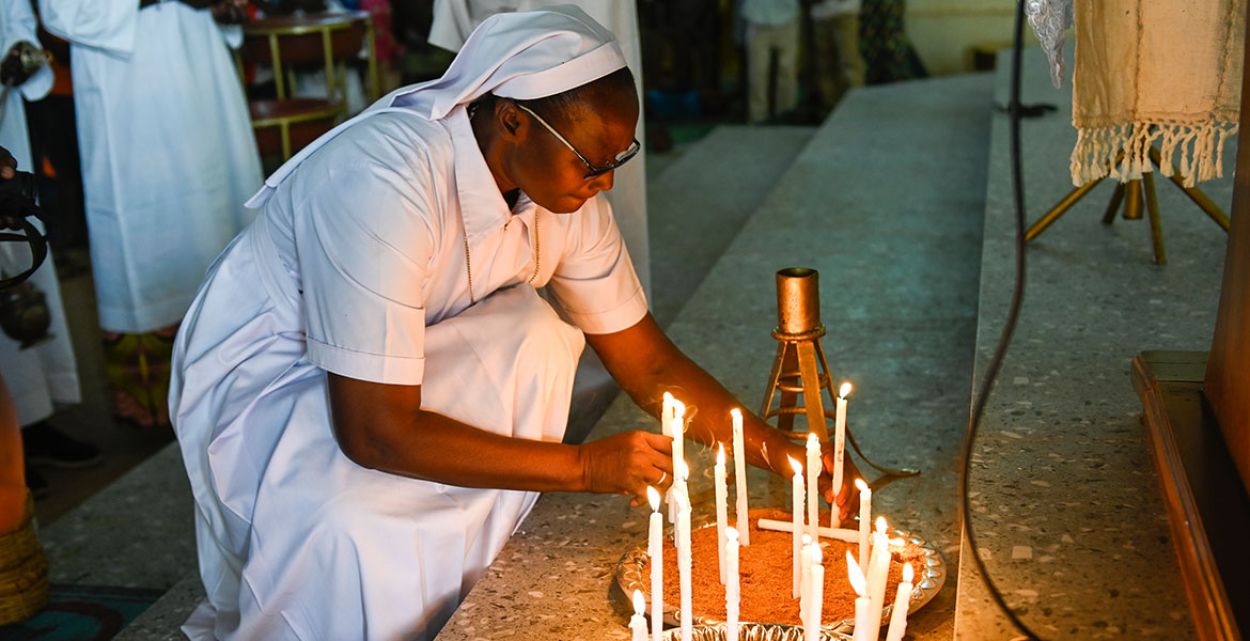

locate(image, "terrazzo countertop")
(951, 49), (1221, 640)
(435, 73), (996, 640)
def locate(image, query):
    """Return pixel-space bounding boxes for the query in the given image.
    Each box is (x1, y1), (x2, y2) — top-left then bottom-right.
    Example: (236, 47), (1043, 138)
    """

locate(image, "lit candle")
(830, 382), (852, 529)
(631, 590), (648, 641)
(676, 463), (693, 641)
(662, 392), (676, 435)
(847, 552), (873, 641)
(731, 409), (749, 546)
(790, 456), (804, 598)
(884, 563), (914, 641)
(866, 517), (891, 633)
(725, 527), (741, 641)
(715, 444), (729, 584)
(647, 486), (663, 641)
(670, 397), (686, 480)
(805, 432), (820, 543)
(855, 478), (871, 571)
(806, 558), (825, 641)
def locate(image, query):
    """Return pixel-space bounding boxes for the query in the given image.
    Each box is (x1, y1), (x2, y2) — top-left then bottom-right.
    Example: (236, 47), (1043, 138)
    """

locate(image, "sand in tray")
(647, 508), (925, 626)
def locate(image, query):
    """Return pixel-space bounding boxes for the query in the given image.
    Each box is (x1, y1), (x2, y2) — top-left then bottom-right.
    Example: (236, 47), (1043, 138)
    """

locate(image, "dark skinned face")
(478, 88), (640, 214)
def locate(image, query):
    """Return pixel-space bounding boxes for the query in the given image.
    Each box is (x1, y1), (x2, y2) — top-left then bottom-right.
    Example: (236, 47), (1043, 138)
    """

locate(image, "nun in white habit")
(170, 7), (844, 641)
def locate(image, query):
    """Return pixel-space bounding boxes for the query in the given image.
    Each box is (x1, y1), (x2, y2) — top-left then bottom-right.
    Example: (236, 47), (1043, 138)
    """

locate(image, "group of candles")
(626, 386), (916, 641)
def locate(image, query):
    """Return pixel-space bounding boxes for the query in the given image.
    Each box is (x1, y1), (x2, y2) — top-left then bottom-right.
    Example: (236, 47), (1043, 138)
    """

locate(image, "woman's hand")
(577, 430), (673, 505)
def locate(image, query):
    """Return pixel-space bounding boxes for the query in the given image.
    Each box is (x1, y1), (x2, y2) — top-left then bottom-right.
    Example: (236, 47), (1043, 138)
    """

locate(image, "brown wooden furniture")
(239, 11), (379, 161)
(1134, 3), (1250, 639)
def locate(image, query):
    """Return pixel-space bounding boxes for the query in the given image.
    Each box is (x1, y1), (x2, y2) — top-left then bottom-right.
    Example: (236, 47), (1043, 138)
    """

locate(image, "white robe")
(0, 0), (79, 427)
(170, 105), (647, 641)
(38, 0), (261, 333)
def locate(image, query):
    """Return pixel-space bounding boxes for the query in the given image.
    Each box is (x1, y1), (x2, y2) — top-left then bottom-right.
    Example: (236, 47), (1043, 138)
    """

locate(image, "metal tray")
(615, 518), (946, 637)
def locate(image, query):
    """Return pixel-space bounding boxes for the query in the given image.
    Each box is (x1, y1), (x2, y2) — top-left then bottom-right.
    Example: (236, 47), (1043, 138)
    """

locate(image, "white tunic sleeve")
(2, 0), (51, 101)
(37, 0), (138, 56)
(294, 157), (438, 386)
(546, 194), (647, 335)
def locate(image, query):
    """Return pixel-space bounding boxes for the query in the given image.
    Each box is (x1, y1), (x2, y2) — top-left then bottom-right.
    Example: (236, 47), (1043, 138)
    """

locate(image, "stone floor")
(950, 50), (1226, 641)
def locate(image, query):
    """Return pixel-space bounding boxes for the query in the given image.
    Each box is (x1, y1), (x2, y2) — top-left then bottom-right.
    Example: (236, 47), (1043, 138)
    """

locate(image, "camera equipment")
(0, 145), (51, 346)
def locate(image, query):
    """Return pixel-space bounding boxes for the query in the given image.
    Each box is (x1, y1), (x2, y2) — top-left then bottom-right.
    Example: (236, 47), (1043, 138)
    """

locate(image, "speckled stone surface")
(40, 442), (196, 589)
(436, 73), (994, 640)
(113, 574), (205, 641)
(647, 125), (814, 327)
(951, 49), (1225, 640)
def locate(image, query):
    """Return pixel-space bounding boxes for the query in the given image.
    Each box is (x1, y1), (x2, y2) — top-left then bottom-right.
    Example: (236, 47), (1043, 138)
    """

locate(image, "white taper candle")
(805, 433), (820, 543)
(855, 478), (871, 571)
(647, 487), (663, 641)
(830, 382), (851, 529)
(866, 517), (891, 633)
(725, 527), (741, 641)
(790, 456), (804, 599)
(714, 444), (729, 584)
(884, 563), (914, 641)
(731, 409), (750, 546)
(848, 552), (873, 641)
(630, 590), (648, 641)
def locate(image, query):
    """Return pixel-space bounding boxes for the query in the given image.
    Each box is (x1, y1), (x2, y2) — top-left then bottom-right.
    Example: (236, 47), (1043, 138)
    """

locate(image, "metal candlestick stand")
(758, 267), (918, 480)
(1026, 147), (1231, 265)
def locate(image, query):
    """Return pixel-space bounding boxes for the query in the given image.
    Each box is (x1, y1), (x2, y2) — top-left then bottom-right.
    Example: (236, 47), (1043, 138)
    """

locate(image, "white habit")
(170, 8), (647, 640)
(0, 0), (80, 426)
(38, 0), (261, 333)
(428, 0), (650, 298)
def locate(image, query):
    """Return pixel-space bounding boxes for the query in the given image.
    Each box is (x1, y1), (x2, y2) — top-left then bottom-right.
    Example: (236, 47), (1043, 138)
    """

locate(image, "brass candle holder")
(759, 267), (918, 480)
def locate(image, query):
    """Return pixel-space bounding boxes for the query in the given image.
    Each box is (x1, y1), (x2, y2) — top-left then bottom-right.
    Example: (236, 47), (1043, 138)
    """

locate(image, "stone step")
(951, 47), (1231, 640)
(647, 125), (815, 327)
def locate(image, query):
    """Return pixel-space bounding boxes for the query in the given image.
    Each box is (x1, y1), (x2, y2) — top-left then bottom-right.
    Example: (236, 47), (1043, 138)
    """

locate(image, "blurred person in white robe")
(0, 0), (94, 498)
(38, 0), (260, 428)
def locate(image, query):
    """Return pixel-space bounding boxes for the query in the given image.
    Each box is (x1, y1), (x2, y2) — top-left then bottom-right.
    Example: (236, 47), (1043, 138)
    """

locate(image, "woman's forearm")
(326, 372), (586, 493)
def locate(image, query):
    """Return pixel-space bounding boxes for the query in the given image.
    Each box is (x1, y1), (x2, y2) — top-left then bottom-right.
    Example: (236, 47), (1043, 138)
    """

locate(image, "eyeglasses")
(513, 101), (641, 178)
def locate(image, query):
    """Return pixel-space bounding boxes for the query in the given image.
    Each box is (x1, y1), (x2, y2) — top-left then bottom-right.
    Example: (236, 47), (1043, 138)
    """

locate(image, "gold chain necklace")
(462, 210), (541, 305)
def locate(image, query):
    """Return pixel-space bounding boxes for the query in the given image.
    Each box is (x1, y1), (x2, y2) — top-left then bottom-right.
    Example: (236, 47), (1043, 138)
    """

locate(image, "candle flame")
(846, 551), (867, 596)
(875, 516), (888, 534)
(903, 562), (914, 583)
(839, 382), (853, 398)
(647, 485), (660, 512)
(854, 478), (869, 492)
(802, 533), (813, 546)
(633, 589), (645, 614)
(807, 432), (819, 449)
(788, 455), (802, 475)
(677, 459), (690, 481)
(727, 526), (739, 543)
(717, 443), (725, 466)
(663, 391), (674, 404)
(730, 407), (742, 422)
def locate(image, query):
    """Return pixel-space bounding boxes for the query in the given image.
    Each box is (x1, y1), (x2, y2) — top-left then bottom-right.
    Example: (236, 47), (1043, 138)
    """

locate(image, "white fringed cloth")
(1071, 0), (1246, 187)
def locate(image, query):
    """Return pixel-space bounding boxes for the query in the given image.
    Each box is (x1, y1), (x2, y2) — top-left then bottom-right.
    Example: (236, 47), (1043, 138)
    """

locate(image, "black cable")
(958, 1), (1046, 640)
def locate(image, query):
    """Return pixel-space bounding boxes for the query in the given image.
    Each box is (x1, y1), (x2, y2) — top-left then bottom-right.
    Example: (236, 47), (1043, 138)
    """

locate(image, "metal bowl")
(662, 623), (851, 641)
(615, 519), (946, 637)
